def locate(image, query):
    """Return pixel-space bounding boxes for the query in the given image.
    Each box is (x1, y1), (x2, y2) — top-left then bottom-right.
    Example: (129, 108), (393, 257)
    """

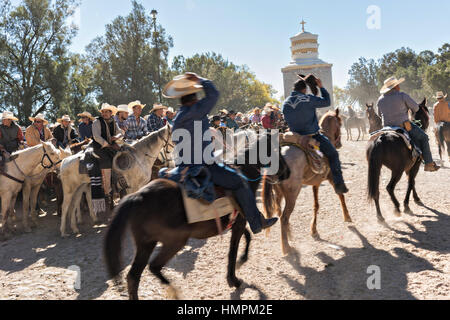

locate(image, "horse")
(434, 123), (450, 163)
(366, 103), (382, 133)
(103, 132), (290, 300)
(0, 142), (62, 236)
(344, 115), (367, 141)
(261, 109), (352, 255)
(59, 125), (173, 237)
(367, 98), (430, 221)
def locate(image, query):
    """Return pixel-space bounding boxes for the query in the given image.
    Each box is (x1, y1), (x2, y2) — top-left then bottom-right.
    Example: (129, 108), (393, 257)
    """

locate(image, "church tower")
(281, 20), (334, 107)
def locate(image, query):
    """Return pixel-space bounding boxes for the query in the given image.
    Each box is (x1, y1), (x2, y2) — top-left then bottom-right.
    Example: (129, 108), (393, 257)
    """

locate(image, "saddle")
(280, 131), (330, 178)
(159, 166), (239, 227)
(370, 127), (421, 158)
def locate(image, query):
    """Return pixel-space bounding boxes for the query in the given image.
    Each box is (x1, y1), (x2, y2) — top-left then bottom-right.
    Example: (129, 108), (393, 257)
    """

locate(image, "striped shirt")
(147, 113), (165, 132)
(126, 114), (148, 140)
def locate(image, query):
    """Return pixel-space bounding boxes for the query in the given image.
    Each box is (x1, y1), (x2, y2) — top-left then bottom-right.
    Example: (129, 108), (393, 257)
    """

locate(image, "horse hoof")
(404, 207), (413, 215)
(166, 286), (179, 300)
(227, 277), (243, 288)
(415, 200), (424, 206)
(61, 233), (70, 238)
(311, 232), (320, 239)
(393, 209), (402, 217)
(344, 218), (353, 223)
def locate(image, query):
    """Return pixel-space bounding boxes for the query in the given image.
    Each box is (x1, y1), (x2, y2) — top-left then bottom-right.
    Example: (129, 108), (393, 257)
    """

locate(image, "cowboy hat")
(435, 91), (448, 99)
(128, 100), (146, 110)
(77, 111), (95, 121)
(166, 107), (175, 114)
(380, 76), (405, 94)
(150, 104), (168, 113)
(251, 107), (261, 114)
(219, 109), (229, 115)
(99, 103), (117, 115)
(1, 111), (19, 122)
(163, 74), (203, 99)
(116, 105), (130, 114)
(57, 115), (74, 124)
(29, 113), (49, 125)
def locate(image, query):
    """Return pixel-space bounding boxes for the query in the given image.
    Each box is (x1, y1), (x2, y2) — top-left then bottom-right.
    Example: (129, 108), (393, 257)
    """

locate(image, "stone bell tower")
(281, 20), (334, 107)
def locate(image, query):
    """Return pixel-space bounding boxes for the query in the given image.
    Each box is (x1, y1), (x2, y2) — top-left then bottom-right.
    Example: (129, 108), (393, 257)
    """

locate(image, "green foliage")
(169, 52), (278, 113)
(347, 44), (449, 108)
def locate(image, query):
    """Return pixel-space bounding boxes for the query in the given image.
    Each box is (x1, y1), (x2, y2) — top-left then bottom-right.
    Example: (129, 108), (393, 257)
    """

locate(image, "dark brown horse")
(435, 123), (450, 162)
(367, 98), (430, 221)
(366, 103), (382, 133)
(103, 133), (290, 300)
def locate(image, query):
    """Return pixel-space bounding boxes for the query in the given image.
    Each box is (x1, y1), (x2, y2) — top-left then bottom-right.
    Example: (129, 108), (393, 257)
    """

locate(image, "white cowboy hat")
(99, 103), (117, 115)
(150, 103), (168, 113)
(166, 107), (175, 113)
(116, 104), (130, 114)
(219, 109), (229, 115)
(128, 100), (146, 110)
(1, 111), (18, 122)
(380, 76), (405, 94)
(435, 91), (448, 99)
(163, 74), (203, 99)
(57, 115), (74, 124)
(29, 113), (49, 125)
(77, 111), (95, 121)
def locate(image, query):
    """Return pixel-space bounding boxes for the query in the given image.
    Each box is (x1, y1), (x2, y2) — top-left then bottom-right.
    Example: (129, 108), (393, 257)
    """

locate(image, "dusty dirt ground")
(0, 130), (449, 300)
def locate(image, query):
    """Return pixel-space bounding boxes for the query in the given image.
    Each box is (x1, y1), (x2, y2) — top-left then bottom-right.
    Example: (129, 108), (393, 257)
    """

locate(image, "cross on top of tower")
(300, 19), (306, 32)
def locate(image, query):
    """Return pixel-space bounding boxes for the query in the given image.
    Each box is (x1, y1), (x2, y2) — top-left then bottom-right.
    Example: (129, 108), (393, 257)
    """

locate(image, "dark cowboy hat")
(211, 115), (221, 122)
(297, 74), (319, 96)
(228, 110), (237, 115)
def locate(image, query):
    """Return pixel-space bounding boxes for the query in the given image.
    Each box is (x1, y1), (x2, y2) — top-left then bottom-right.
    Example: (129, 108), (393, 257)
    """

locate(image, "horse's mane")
(11, 143), (48, 156)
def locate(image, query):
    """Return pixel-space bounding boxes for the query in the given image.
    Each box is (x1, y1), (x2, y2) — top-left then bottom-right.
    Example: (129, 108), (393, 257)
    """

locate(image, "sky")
(15, 0), (450, 99)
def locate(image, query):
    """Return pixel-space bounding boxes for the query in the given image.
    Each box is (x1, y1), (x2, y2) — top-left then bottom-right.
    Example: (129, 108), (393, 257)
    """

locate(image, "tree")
(0, 0), (79, 124)
(425, 44), (450, 103)
(86, 0), (173, 110)
(333, 86), (355, 111)
(169, 52), (277, 113)
(346, 57), (379, 107)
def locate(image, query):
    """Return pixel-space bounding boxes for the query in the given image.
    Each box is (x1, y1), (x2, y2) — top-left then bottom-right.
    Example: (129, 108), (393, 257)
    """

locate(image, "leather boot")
(424, 162), (440, 172)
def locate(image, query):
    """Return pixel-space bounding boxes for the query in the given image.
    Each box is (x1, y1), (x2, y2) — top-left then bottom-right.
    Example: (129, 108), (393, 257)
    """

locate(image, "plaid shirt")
(147, 112), (165, 132)
(126, 114), (148, 140)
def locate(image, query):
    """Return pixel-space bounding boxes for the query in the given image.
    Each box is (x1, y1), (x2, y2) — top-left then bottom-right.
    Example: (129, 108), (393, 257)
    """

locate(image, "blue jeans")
(408, 123), (433, 164)
(312, 133), (345, 186)
(208, 163), (262, 232)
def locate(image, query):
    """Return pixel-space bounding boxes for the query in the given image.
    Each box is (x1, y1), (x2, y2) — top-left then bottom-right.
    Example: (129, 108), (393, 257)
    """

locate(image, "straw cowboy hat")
(128, 100), (146, 110)
(150, 103), (168, 113)
(57, 115), (74, 124)
(435, 91), (448, 99)
(1, 111), (19, 122)
(99, 103), (117, 115)
(116, 105), (130, 114)
(29, 113), (49, 125)
(77, 111), (95, 121)
(264, 103), (280, 112)
(380, 76), (405, 94)
(219, 109), (229, 115)
(163, 74), (203, 99)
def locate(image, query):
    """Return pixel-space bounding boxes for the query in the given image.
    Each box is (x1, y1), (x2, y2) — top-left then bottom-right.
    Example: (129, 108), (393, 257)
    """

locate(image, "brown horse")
(366, 103), (382, 133)
(262, 109), (352, 255)
(103, 132), (290, 300)
(435, 123), (450, 163)
(367, 98), (430, 221)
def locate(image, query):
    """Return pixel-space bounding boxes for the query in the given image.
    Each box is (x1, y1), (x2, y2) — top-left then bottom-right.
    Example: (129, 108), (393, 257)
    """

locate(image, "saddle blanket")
(280, 131), (329, 176)
(181, 187), (236, 224)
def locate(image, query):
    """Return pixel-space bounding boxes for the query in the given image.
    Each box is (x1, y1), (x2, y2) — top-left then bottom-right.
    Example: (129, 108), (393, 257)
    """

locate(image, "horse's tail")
(261, 175), (281, 219)
(367, 143), (382, 201)
(103, 196), (135, 280)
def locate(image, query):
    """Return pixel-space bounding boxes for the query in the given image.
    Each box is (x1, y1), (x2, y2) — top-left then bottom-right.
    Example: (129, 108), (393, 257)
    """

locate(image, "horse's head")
(366, 103), (375, 116)
(414, 98), (430, 131)
(320, 108), (343, 149)
(41, 141), (63, 169)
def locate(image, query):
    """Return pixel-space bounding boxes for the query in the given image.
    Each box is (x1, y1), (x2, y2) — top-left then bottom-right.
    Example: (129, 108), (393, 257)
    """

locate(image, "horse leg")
(357, 127), (361, 141)
(21, 182), (32, 233)
(29, 185), (42, 227)
(84, 187), (98, 224)
(311, 186), (320, 237)
(338, 194), (352, 222)
(446, 141), (450, 161)
(127, 241), (156, 300)
(70, 188), (82, 234)
(386, 169), (403, 216)
(280, 197), (296, 255)
(149, 238), (188, 300)
(227, 219), (246, 288)
(1, 193), (13, 235)
(236, 228), (251, 269)
(61, 189), (75, 237)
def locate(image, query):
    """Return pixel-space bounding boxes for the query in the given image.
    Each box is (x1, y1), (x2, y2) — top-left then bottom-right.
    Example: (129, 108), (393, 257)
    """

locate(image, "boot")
(424, 162), (440, 172)
(252, 216), (279, 234)
(334, 182), (349, 194)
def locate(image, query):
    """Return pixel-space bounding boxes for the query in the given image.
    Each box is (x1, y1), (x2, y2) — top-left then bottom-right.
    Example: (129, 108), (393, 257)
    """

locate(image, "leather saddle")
(370, 127), (421, 158)
(280, 131), (329, 176)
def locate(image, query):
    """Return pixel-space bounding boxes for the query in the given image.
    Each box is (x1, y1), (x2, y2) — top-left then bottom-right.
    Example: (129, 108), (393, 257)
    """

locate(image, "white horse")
(59, 125), (173, 237)
(0, 142), (62, 235)
(19, 146), (72, 232)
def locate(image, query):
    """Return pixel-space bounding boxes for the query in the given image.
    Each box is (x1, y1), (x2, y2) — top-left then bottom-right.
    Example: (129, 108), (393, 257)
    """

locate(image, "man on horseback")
(92, 103), (123, 205)
(377, 77), (440, 172)
(166, 72), (278, 234)
(433, 91), (450, 153)
(0, 111), (23, 171)
(282, 76), (349, 194)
